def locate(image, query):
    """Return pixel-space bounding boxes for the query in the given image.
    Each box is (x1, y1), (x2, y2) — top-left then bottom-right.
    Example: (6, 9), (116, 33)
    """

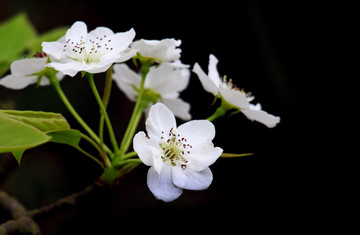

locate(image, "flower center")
(63, 35), (114, 64)
(221, 76), (255, 101)
(159, 128), (192, 169)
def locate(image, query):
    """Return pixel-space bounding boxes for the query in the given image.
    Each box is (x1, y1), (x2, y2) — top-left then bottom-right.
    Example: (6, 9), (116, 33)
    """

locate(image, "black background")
(0, 0), (337, 234)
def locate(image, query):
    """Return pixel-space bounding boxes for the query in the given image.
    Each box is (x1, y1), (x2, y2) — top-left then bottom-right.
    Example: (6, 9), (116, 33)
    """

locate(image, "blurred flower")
(113, 63), (191, 120)
(133, 103), (222, 202)
(193, 54), (280, 128)
(131, 39), (181, 63)
(42, 21), (136, 77)
(0, 57), (64, 89)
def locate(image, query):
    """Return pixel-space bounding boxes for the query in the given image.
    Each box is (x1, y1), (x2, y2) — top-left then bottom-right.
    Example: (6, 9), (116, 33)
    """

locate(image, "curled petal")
(193, 63), (219, 96)
(172, 166), (213, 191)
(147, 166), (183, 202)
(241, 108), (280, 128)
(146, 103), (177, 138)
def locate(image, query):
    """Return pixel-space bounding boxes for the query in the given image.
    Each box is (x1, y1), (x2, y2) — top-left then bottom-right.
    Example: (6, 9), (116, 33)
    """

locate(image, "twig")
(0, 190), (40, 235)
(26, 183), (102, 222)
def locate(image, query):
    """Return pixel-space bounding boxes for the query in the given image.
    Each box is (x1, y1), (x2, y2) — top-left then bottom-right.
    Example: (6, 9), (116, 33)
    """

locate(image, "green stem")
(81, 133), (111, 168)
(113, 158), (142, 169)
(122, 151), (138, 160)
(48, 75), (112, 154)
(118, 63), (150, 156)
(74, 146), (104, 169)
(99, 66), (113, 154)
(86, 73), (119, 156)
(207, 105), (227, 122)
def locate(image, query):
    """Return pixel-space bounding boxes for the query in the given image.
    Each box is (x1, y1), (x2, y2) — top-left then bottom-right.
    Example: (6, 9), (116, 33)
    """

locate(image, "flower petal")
(193, 63), (219, 96)
(46, 61), (81, 77)
(208, 54), (221, 87)
(42, 41), (65, 61)
(10, 58), (47, 76)
(241, 108), (280, 128)
(133, 132), (154, 166)
(145, 103), (177, 138)
(0, 75), (37, 89)
(177, 120), (216, 142)
(162, 98), (191, 121)
(172, 166), (213, 191)
(65, 21), (88, 44)
(112, 64), (141, 101)
(147, 165), (183, 202)
(186, 139), (223, 171)
(146, 64), (190, 99)
(131, 38), (181, 62)
(111, 28), (136, 53)
(219, 87), (250, 109)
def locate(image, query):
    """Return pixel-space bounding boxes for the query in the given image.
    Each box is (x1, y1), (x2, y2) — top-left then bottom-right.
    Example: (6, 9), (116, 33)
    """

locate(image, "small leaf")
(12, 150), (25, 165)
(221, 153), (253, 158)
(0, 113), (51, 154)
(0, 13), (37, 62)
(47, 129), (81, 148)
(0, 110), (70, 132)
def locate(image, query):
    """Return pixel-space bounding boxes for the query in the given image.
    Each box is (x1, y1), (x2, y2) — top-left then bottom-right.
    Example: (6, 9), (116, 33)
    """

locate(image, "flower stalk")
(86, 73), (119, 156)
(47, 71), (112, 155)
(118, 62), (151, 157)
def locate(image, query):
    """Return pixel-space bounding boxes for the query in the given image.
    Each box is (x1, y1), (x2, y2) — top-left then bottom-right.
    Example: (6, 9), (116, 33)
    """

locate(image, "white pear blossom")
(113, 63), (191, 120)
(0, 57), (64, 89)
(131, 39), (181, 63)
(133, 103), (223, 202)
(193, 54), (280, 128)
(42, 21), (136, 77)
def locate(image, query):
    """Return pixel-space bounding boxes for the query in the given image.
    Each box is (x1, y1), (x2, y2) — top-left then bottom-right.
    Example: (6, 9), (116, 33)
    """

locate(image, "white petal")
(112, 64), (140, 101)
(172, 166), (213, 190)
(162, 98), (191, 121)
(46, 61), (80, 77)
(10, 58), (47, 76)
(145, 103), (177, 138)
(115, 48), (137, 63)
(208, 54), (221, 87)
(186, 142), (223, 171)
(146, 65), (190, 98)
(0, 75), (37, 89)
(133, 132), (154, 166)
(192, 63), (219, 96)
(147, 166), (183, 202)
(42, 41), (65, 61)
(66, 21), (88, 44)
(131, 38), (181, 62)
(177, 120), (216, 142)
(111, 28), (136, 53)
(88, 26), (114, 40)
(241, 108), (280, 128)
(219, 87), (250, 109)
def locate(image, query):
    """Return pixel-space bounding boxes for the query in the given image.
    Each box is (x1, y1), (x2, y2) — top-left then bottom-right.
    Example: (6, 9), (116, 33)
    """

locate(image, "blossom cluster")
(0, 21), (280, 202)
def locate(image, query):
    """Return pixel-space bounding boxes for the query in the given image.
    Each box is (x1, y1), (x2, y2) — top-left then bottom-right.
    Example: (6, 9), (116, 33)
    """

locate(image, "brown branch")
(27, 182), (103, 222)
(0, 190), (40, 235)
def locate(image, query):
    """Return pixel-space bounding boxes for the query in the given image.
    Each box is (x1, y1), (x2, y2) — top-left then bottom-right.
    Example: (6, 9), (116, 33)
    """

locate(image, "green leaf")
(0, 110), (70, 132)
(0, 13), (37, 62)
(0, 113), (51, 154)
(12, 150), (25, 165)
(47, 129), (81, 148)
(27, 26), (68, 55)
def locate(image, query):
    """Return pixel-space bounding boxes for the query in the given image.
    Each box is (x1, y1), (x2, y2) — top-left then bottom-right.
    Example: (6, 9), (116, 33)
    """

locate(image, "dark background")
(0, 0), (334, 234)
